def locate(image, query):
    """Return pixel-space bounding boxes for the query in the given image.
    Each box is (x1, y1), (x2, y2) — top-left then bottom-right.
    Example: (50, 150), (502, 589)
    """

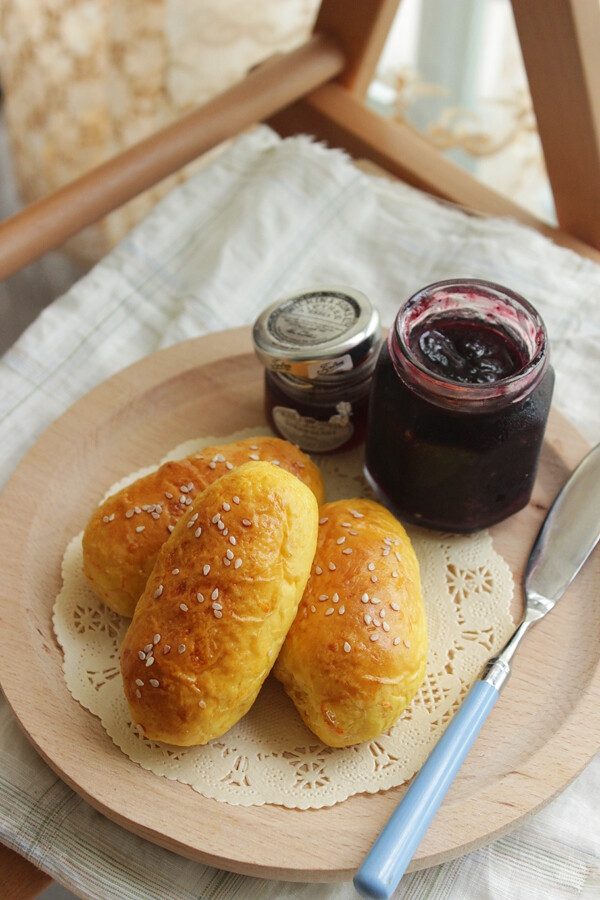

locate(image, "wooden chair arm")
(0, 844), (52, 900)
(0, 34), (345, 283)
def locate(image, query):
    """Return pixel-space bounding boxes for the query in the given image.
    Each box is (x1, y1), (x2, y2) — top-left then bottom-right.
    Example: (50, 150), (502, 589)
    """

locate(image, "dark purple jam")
(363, 280), (554, 533)
(412, 319), (527, 384)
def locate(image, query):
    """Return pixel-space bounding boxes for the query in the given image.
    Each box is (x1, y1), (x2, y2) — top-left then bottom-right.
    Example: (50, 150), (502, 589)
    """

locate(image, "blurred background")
(0, 0), (553, 355)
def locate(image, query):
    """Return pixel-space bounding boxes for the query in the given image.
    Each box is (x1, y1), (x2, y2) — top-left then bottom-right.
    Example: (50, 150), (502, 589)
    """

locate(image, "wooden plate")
(0, 327), (598, 882)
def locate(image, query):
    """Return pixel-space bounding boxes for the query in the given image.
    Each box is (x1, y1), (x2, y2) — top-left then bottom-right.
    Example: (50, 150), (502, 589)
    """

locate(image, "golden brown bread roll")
(274, 498), (427, 747)
(120, 460), (319, 746)
(82, 435), (324, 616)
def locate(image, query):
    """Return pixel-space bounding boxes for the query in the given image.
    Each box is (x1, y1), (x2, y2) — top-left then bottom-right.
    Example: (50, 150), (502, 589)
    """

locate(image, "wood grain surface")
(0, 327), (597, 882)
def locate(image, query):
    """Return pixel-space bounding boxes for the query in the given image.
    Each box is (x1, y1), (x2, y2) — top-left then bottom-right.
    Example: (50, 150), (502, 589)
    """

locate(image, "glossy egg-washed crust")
(274, 498), (428, 747)
(82, 436), (325, 617)
(120, 461), (319, 746)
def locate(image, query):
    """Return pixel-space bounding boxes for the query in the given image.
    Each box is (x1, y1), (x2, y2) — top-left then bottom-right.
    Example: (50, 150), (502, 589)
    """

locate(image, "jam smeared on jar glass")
(364, 280), (554, 533)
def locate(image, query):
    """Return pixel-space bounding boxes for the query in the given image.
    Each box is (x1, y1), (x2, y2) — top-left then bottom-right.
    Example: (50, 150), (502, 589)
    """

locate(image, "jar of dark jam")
(253, 286), (381, 453)
(364, 279), (554, 532)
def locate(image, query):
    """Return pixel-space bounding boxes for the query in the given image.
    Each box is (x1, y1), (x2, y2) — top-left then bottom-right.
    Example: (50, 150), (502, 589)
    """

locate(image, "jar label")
(272, 405), (354, 452)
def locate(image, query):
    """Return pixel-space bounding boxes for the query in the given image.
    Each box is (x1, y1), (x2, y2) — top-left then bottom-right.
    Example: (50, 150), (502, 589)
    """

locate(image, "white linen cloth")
(0, 126), (598, 899)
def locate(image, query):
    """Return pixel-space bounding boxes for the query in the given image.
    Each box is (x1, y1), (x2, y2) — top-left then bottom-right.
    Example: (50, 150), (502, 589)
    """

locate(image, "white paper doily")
(53, 428), (515, 809)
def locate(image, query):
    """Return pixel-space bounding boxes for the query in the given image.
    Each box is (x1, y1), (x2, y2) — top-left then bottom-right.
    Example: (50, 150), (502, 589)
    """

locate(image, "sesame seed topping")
(234, 558), (242, 569)
(226, 462), (234, 470)
(392, 571), (398, 578)
(223, 502), (231, 511)
(315, 566), (323, 575)
(371, 575), (378, 583)
(178, 644), (186, 654)
(349, 530), (359, 536)
(328, 562), (336, 571)
(226, 549), (234, 560)
(364, 614), (372, 625)
(350, 510), (364, 518)
(242, 518), (252, 527)
(370, 633), (379, 642)
(199, 699), (207, 707)
(135, 678), (144, 687)
(212, 513), (221, 524)
(172, 568), (179, 575)
(165, 492), (173, 499)
(125, 509), (135, 518)
(382, 622), (391, 632)
(214, 609), (223, 619)
(143, 643), (153, 653)
(361, 593), (369, 603)
(332, 592), (339, 603)
(149, 678), (159, 687)
(223, 557), (231, 566)
(371, 596), (381, 604)
(325, 608), (335, 616)
(211, 588), (219, 600)
(179, 496), (186, 504)
(163, 645), (171, 654)
(404, 639), (411, 648)
(136, 525), (145, 533)
(197, 592), (204, 602)
(134, 507), (141, 514)
(342, 548), (353, 554)
(153, 634), (161, 644)
(180, 485), (190, 493)
(233, 496), (240, 504)
(310, 605), (316, 613)
(145, 656), (155, 666)
(180, 603), (189, 612)
(203, 564), (210, 575)
(217, 520), (225, 530)
(249, 453), (259, 460)
(336, 536), (346, 545)
(229, 536), (237, 545)
(341, 522), (352, 528)
(390, 602), (400, 611)
(151, 512), (160, 519)
(367, 562), (375, 571)
(168, 525), (175, 533)
(135, 689), (141, 698)
(209, 461), (217, 469)
(319, 517), (329, 525)
(338, 606), (346, 615)
(343, 641), (352, 653)
(212, 601), (222, 610)
(195, 527), (202, 538)
(138, 651), (146, 660)
(154, 585), (163, 598)
(393, 637), (401, 646)
(319, 594), (329, 602)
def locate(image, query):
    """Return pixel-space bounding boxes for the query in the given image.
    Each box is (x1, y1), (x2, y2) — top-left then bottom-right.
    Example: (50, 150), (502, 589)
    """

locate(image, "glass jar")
(364, 279), (555, 532)
(253, 286), (381, 453)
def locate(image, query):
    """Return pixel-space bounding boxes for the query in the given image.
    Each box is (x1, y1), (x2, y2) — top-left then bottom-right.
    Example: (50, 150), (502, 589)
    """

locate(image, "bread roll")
(120, 461), (319, 746)
(83, 435), (324, 616)
(274, 498), (427, 747)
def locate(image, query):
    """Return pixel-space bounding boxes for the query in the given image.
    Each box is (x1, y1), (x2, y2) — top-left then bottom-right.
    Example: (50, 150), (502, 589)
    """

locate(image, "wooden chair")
(1, 1), (599, 896)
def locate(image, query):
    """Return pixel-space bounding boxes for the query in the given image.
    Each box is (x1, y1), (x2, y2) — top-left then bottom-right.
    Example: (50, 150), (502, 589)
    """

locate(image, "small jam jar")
(364, 278), (554, 532)
(253, 286), (381, 454)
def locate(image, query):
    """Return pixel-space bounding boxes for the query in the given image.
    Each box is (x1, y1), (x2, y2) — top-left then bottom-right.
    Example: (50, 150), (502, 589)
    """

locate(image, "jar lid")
(252, 286), (381, 379)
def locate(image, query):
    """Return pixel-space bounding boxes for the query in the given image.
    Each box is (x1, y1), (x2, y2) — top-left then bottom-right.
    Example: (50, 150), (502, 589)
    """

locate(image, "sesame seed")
(135, 689), (141, 698)
(342, 548), (353, 555)
(214, 609), (223, 619)
(211, 588), (219, 600)
(229, 536), (237, 545)
(217, 520), (225, 530)
(172, 568), (179, 575)
(199, 699), (207, 707)
(319, 594), (329, 602)
(136, 525), (145, 533)
(368, 562), (375, 571)
(315, 566), (323, 575)
(332, 592), (339, 603)
(149, 679), (159, 688)
(371, 596), (381, 604)
(404, 639), (411, 648)
(349, 530), (359, 536)
(233, 496), (240, 504)
(125, 510), (135, 519)
(392, 571), (398, 578)
(393, 637), (401, 646)
(364, 614), (372, 625)
(222, 528), (229, 536)
(350, 510), (364, 518)
(226, 462), (234, 470)
(249, 453), (259, 460)
(213, 455), (225, 463)
(197, 592), (204, 602)
(195, 527), (202, 538)
(336, 536), (346, 545)
(154, 585), (163, 598)
(242, 518), (252, 527)
(153, 634), (161, 644)
(343, 641), (351, 653)
(341, 522), (352, 528)
(370, 633), (379, 642)
(165, 492), (173, 499)
(223, 558), (231, 566)
(328, 562), (336, 571)
(382, 549), (390, 556)
(250, 445), (258, 450)
(138, 651), (146, 660)
(143, 643), (153, 653)
(382, 622), (391, 632)
(338, 606), (346, 615)
(361, 593), (369, 603)
(325, 608), (335, 616)
(135, 678), (144, 687)
(145, 656), (155, 666)
(223, 502), (231, 511)
(226, 549), (234, 560)
(384, 537), (393, 545)
(168, 525), (175, 533)
(209, 461), (217, 469)
(380, 609), (386, 618)
(212, 513), (221, 524)
(310, 605), (316, 613)
(178, 644), (186, 654)
(187, 483), (194, 490)
(163, 645), (171, 654)
(371, 575), (378, 583)
(134, 507), (141, 514)
(234, 558), (242, 569)
(212, 601), (222, 610)
(180, 485), (189, 493)
(203, 564), (210, 575)
(390, 602), (400, 611)
(151, 512), (161, 520)
(179, 496), (186, 504)
(180, 603), (189, 612)
(319, 517), (329, 525)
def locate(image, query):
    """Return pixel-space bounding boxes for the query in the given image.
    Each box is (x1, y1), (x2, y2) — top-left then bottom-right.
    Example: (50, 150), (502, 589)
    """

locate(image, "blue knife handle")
(353, 679), (500, 900)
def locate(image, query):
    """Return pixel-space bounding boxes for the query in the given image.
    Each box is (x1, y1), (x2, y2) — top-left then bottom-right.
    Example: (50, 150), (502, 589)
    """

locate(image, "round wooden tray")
(0, 327), (598, 883)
